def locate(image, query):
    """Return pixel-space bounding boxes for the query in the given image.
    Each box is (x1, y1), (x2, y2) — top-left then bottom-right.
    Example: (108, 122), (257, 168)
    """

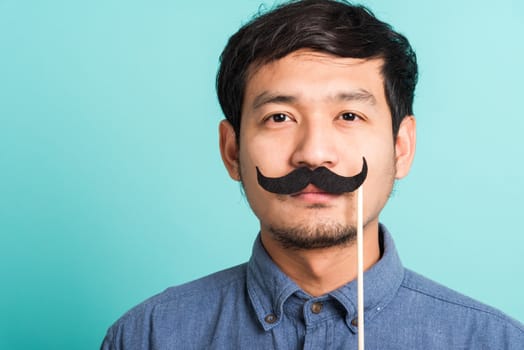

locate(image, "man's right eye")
(268, 113), (289, 123)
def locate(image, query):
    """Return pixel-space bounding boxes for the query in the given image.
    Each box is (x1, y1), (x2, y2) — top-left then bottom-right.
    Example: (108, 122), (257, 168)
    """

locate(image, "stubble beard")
(268, 220), (357, 250)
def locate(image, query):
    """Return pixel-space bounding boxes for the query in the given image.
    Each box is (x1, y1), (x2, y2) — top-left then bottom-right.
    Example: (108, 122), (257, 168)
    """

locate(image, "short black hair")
(216, 0), (418, 140)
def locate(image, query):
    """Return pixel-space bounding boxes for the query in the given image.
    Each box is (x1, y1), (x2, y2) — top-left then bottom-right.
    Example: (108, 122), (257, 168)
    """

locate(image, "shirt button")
(311, 302), (323, 314)
(264, 313), (277, 324)
(351, 317), (358, 327)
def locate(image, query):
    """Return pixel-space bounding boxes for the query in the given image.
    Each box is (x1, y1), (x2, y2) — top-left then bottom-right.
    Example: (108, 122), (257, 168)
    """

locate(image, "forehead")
(243, 50), (386, 109)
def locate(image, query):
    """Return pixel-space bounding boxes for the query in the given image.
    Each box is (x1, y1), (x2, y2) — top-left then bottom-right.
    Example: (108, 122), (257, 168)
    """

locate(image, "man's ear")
(394, 115), (416, 179)
(219, 120), (241, 181)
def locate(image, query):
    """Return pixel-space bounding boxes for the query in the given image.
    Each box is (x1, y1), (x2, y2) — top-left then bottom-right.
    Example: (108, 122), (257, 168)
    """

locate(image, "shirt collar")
(246, 234), (301, 331)
(246, 224), (404, 332)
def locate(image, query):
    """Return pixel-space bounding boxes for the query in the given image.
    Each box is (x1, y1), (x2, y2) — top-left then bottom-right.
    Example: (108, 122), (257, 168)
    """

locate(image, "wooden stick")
(357, 185), (365, 350)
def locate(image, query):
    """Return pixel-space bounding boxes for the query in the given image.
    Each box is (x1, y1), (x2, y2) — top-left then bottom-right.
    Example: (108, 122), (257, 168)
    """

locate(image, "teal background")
(1, 0), (523, 348)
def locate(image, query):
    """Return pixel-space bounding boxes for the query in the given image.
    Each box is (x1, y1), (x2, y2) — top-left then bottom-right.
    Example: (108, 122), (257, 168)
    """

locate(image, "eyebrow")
(251, 89), (376, 110)
(252, 92), (296, 110)
(331, 89), (377, 105)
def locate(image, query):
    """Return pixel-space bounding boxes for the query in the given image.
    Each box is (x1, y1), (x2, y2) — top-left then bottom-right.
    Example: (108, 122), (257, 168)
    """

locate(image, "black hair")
(216, 0), (418, 140)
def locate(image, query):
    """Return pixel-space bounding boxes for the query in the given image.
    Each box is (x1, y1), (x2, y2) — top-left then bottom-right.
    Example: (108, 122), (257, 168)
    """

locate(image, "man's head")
(216, 0), (418, 142)
(217, 0), (417, 250)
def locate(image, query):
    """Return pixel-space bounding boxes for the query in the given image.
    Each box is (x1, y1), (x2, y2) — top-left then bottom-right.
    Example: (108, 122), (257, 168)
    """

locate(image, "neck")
(260, 221), (381, 297)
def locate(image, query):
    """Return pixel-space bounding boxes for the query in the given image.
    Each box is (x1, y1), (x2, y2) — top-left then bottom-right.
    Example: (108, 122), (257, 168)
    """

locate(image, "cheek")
(237, 136), (292, 215)
(237, 142), (272, 195)
(361, 136), (396, 185)
(237, 153), (275, 221)
(240, 134), (294, 178)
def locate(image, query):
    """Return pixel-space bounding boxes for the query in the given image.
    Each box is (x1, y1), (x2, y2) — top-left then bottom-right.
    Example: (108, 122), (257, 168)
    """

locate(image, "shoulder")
(101, 263), (248, 349)
(400, 269), (524, 336)
(126, 262), (246, 317)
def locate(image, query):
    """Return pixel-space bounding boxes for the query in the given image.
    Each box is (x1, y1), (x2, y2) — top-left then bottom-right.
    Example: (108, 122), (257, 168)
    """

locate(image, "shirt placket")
(302, 299), (335, 349)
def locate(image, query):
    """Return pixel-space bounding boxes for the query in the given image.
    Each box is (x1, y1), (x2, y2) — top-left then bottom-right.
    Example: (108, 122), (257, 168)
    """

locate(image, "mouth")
(290, 184), (340, 204)
(291, 184), (328, 195)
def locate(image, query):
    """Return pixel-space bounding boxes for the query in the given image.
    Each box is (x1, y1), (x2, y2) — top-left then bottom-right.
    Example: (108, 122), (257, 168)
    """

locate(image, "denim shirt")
(101, 225), (524, 349)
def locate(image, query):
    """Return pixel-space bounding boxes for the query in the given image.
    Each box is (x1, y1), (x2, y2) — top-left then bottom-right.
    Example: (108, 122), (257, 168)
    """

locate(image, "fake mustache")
(256, 157), (367, 195)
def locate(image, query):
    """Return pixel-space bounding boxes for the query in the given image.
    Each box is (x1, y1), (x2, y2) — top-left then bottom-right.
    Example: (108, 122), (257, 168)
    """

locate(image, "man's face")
(220, 49), (415, 249)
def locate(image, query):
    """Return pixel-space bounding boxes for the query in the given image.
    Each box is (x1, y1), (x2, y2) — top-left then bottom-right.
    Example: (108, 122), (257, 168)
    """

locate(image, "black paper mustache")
(256, 157), (367, 195)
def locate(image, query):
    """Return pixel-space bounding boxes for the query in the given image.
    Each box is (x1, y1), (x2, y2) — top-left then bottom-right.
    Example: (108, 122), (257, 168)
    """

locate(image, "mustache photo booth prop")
(256, 156), (369, 349)
(256, 157), (368, 195)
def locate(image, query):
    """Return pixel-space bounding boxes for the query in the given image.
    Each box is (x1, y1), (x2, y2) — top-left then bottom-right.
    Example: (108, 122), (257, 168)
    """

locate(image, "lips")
(291, 184), (328, 196)
(290, 184), (341, 204)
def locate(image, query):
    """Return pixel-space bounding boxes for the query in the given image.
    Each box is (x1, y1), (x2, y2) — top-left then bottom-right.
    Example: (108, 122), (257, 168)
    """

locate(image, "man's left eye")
(340, 112), (359, 121)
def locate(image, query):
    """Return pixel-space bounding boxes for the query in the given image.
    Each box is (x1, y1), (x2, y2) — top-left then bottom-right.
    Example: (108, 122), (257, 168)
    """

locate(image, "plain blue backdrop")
(1, 1), (523, 349)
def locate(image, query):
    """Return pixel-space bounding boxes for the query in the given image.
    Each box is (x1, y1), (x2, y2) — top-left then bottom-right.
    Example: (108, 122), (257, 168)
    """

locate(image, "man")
(101, 0), (524, 348)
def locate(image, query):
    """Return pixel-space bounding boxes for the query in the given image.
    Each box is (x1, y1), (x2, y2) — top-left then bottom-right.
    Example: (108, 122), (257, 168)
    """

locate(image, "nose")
(290, 119), (339, 169)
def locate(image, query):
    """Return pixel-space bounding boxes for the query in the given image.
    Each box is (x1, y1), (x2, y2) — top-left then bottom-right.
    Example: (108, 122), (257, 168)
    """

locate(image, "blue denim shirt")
(101, 225), (524, 349)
